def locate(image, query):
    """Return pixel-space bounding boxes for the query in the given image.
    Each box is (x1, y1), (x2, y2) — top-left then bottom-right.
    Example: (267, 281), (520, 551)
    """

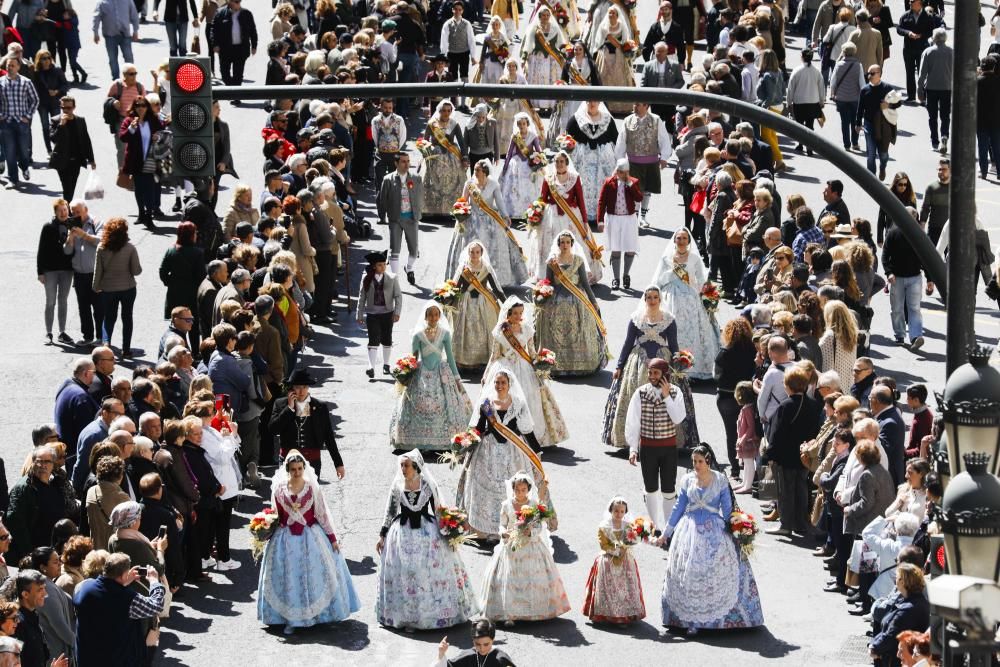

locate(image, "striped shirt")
(792, 224), (825, 263)
(0, 74), (39, 121)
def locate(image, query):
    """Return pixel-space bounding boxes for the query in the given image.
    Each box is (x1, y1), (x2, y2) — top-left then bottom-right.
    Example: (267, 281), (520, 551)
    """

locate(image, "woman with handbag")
(118, 95), (165, 228)
(707, 170), (740, 296)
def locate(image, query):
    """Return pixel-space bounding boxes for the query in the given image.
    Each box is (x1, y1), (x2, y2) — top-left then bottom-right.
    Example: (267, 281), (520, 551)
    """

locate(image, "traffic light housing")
(169, 57), (215, 179)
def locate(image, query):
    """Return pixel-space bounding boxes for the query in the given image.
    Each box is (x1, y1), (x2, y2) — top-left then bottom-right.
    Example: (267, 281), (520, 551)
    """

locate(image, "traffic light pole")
(212, 81), (948, 297)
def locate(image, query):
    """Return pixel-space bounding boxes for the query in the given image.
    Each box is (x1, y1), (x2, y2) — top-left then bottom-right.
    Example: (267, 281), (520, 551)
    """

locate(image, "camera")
(135, 566), (149, 577)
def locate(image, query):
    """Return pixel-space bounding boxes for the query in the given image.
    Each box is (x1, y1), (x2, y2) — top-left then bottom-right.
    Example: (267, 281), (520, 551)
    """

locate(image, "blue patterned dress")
(389, 328), (473, 450)
(651, 258), (721, 381)
(257, 483), (361, 629)
(661, 471), (764, 630)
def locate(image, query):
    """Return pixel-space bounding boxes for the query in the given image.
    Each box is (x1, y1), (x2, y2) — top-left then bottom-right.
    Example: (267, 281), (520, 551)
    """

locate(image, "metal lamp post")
(938, 346), (1000, 479)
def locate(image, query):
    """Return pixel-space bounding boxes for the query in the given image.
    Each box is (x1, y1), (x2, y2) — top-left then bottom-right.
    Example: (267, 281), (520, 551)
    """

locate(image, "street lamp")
(938, 346), (1000, 479)
(938, 453), (1000, 583)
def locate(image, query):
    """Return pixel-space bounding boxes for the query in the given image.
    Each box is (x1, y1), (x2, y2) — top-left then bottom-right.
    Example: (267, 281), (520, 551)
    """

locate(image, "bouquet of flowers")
(248, 507), (278, 563)
(528, 151), (548, 173)
(729, 509), (759, 559)
(510, 501), (556, 551)
(438, 427), (482, 469)
(414, 137), (435, 158)
(392, 354), (420, 389)
(555, 134), (577, 152)
(670, 349), (694, 376)
(495, 44), (510, 61)
(625, 517), (655, 545)
(432, 279), (460, 306)
(562, 43), (576, 59)
(553, 3), (570, 26)
(533, 347), (557, 379)
(532, 278), (554, 305)
(700, 282), (721, 313)
(438, 506), (474, 549)
(621, 39), (637, 57)
(451, 197), (472, 222)
(524, 199), (547, 227)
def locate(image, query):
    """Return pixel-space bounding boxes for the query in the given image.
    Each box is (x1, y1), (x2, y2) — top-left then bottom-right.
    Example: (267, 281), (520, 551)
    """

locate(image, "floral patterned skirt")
(575, 143), (617, 222)
(444, 212), (529, 288)
(389, 364), (473, 450)
(501, 157), (541, 222)
(484, 357), (569, 448)
(456, 434), (544, 538)
(376, 518), (480, 629)
(582, 550), (646, 623)
(524, 53), (562, 109)
(481, 533), (571, 621)
(535, 290), (607, 376)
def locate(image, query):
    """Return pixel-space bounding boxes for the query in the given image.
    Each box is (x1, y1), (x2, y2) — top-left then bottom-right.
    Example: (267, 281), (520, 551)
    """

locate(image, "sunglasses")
(124, 71), (137, 76)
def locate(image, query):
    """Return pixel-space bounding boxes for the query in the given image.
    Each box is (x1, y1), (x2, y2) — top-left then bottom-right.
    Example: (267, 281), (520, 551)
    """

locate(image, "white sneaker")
(216, 559), (241, 571)
(201, 557), (217, 569)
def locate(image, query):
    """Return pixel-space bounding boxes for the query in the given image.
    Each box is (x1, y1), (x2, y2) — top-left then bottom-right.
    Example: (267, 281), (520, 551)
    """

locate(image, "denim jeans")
(397, 52), (421, 116)
(43, 270), (74, 334)
(103, 34), (134, 79)
(977, 126), (1000, 176)
(101, 286), (137, 350)
(835, 99), (859, 148)
(863, 122), (888, 174)
(1, 120), (31, 183)
(925, 88), (951, 147)
(889, 275), (924, 341)
(164, 20), (190, 57)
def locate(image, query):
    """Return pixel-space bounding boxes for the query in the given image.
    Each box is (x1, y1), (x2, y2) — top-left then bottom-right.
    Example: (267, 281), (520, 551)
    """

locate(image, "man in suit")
(356, 250), (404, 378)
(640, 42), (685, 133)
(268, 369), (345, 480)
(211, 0), (257, 91)
(871, 385), (905, 487)
(376, 152), (423, 284)
(597, 159), (643, 290)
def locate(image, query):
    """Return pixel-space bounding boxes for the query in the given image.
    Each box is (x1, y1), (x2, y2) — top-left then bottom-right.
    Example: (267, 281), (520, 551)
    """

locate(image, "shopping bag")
(191, 34), (201, 55)
(83, 170), (105, 200)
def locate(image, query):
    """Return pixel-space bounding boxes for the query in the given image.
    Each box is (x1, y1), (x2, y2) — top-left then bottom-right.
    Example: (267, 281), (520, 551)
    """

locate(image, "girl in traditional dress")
(585, 0), (637, 55)
(450, 241), (507, 370)
(582, 496), (646, 624)
(536, 150), (603, 283)
(566, 100), (618, 224)
(485, 296), (569, 447)
(535, 231), (608, 375)
(495, 61), (540, 144)
(594, 6), (636, 114)
(477, 17), (513, 85)
(257, 450), (361, 634)
(491, 0), (520, 42)
(658, 445), (764, 634)
(446, 159), (529, 288)
(389, 302), (473, 450)
(376, 449), (480, 630)
(547, 42), (601, 147)
(500, 113), (543, 222)
(521, 7), (568, 110)
(650, 228), (721, 381)
(420, 100), (469, 217)
(456, 365), (548, 538)
(480, 471), (570, 625)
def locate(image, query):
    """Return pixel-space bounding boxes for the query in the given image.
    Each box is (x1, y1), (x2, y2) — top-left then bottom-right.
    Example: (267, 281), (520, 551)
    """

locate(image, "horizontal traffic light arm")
(214, 82), (946, 296)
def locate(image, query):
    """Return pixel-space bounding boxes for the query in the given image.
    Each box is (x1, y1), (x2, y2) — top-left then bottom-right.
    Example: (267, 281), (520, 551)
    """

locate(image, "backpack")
(102, 81), (145, 134)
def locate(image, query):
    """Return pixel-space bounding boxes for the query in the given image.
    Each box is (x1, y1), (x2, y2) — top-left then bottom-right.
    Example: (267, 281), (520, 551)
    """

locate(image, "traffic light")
(169, 57), (215, 179)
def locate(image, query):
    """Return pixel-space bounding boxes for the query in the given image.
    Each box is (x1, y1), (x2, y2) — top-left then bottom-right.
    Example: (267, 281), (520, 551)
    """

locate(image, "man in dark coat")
(871, 385), (905, 487)
(196, 260), (228, 341)
(53, 359), (100, 460)
(183, 179), (223, 259)
(269, 369), (345, 480)
(211, 0), (257, 88)
(850, 356), (876, 408)
(642, 2), (687, 67)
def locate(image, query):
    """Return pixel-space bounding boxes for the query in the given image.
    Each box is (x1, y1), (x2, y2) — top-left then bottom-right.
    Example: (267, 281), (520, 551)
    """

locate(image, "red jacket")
(597, 175), (642, 223)
(541, 177), (588, 223)
(261, 127), (295, 160)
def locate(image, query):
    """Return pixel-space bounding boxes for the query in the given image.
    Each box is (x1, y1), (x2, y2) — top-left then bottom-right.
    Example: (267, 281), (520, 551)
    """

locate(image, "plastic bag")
(83, 169), (104, 200)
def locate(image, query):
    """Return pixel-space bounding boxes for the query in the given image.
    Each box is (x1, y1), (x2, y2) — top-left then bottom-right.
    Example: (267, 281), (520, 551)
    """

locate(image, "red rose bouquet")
(700, 282), (721, 313)
(438, 427), (482, 469)
(525, 199), (547, 227)
(438, 506), (474, 549)
(729, 509), (759, 559)
(391, 354), (420, 388)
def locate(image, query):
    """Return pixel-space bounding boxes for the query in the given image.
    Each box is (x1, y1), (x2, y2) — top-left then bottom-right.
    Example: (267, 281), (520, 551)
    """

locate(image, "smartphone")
(158, 525), (168, 540)
(135, 566), (148, 577)
(214, 394), (231, 412)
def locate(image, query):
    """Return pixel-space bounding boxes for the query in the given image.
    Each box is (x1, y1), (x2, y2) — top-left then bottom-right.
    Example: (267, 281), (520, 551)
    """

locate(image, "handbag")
(116, 170), (134, 191)
(83, 170), (105, 200)
(689, 189), (706, 214)
(191, 34), (201, 55)
(725, 219), (744, 247)
(758, 462), (779, 501)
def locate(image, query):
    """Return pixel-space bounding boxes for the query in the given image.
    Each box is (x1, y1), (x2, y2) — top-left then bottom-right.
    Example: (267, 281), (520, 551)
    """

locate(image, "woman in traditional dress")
(650, 228), (721, 381)
(603, 286), (699, 449)
(536, 150), (603, 282)
(258, 450), (361, 634)
(477, 17), (513, 85)
(456, 365), (548, 538)
(521, 7), (568, 110)
(495, 61), (540, 144)
(485, 296), (569, 447)
(480, 471), (570, 625)
(376, 449), (480, 630)
(491, 0), (520, 42)
(593, 6), (636, 114)
(446, 159), (529, 288)
(450, 241), (507, 370)
(500, 113), (543, 222)
(420, 100), (469, 217)
(659, 445), (764, 634)
(389, 301), (472, 451)
(534, 231), (607, 376)
(566, 100), (618, 224)
(546, 42), (601, 147)
(530, 0), (583, 40)
(582, 496), (646, 624)
(585, 0), (637, 55)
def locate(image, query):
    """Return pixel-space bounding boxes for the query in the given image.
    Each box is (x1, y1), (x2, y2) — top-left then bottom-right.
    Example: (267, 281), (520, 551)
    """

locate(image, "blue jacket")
(54, 378), (99, 459)
(870, 593), (930, 661)
(73, 576), (142, 667)
(207, 350), (251, 415)
(72, 418), (109, 495)
(876, 406), (906, 487)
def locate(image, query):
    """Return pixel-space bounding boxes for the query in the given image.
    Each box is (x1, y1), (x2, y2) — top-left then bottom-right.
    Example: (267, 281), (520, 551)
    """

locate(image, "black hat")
(288, 369), (317, 386)
(432, 54), (449, 64)
(365, 250), (388, 264)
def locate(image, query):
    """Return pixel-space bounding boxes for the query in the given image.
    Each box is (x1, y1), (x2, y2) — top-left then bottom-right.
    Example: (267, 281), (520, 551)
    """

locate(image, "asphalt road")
(1, 0), (999, 665)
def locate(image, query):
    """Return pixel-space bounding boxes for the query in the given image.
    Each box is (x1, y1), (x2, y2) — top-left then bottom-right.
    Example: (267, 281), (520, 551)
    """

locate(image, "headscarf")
(487, 15), (508, 41)
(598, 495), (634, 538)
(544, 149), (579, 183)
(511, 111), (539, 141)
(109, 501), (144, 529)
(504, 470), (540, 505)
(521, 7), (567, 59)
(499, 60), (528, 85)
(272, 448), (319, 490)
(471, 364), (533, 430)
(573, 100), (613, 137)
(546, 229), (589, 264)
(451, 239), (502, 286)
(430, 99), (458, 132)
(599, 5), (632, 41)
(651, 228), (708, 291)
(411, 300), (453, 337)
(391, 449), (442, 513)
(468, 103), (491, 128)
(630, 285), (677, 327)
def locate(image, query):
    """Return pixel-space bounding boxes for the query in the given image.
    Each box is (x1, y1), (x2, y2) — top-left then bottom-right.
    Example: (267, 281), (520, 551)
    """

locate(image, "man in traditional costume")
(625, 357), (686, 533)
(269, 369), (346, 480)
(614, 102), (672, 227)
(597, 159), (643, 290)
(439, 1), (477, 108)
(371, 99), (407, 192)
(356, 250), (404, 378)
(377, 152), (424, 283)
